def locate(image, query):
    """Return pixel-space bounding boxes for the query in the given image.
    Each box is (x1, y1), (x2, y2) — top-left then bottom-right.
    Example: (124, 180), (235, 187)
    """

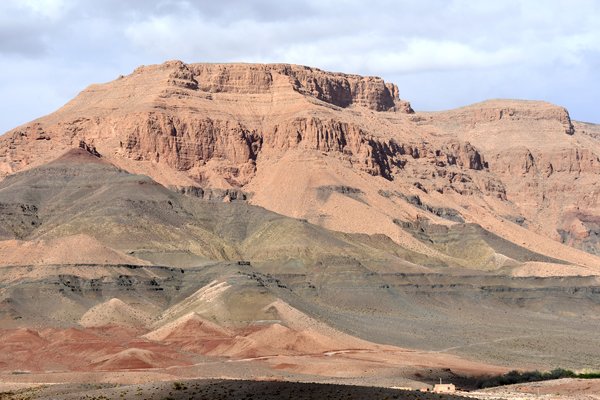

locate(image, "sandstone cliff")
(0, 60), (599, 263)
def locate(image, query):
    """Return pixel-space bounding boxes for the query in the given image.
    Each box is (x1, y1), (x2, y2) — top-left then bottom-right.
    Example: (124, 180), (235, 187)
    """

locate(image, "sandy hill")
(143, 312), (231, 341)
(79, 298), (153, 329)
(0, 234), (148, 267)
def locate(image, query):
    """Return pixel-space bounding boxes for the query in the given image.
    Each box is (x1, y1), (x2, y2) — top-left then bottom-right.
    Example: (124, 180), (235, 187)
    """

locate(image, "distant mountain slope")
(2, 143), (593, 275)
(0, 144), (443, 269)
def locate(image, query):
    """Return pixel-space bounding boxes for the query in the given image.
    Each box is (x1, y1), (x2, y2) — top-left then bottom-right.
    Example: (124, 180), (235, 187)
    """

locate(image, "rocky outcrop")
(378, 190), (464, 222)
(78, 140), (101, 158)
(491, 146), (600, 177)
(441, 100), (575, 135)
(166, 62), (199, 90)
(363, 138), (503, 197)
(131, 61), (412, 112)
(117, 112), (262, 186)
(441, 141), (487, 170)
(558, 212), (600, 256)
(190, 63), (412, 112)
(173, 186), (251, 201)
(317, 185), (366, 203)
(110, 106), (499, 194)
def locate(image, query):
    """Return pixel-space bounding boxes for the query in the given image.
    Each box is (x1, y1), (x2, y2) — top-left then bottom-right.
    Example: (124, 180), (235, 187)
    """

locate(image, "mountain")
(0, 61), (599, 389)
(0, 61), (598, 265)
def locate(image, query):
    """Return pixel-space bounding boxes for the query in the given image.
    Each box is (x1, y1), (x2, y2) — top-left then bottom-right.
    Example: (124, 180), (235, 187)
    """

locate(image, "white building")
(433, 383), (456, 393)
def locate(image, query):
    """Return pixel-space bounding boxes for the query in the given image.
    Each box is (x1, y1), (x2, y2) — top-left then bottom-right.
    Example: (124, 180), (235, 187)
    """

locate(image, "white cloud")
(0, 0), (599, 132)
(276, 38), (524, 75)
(16, 0), (69, 19)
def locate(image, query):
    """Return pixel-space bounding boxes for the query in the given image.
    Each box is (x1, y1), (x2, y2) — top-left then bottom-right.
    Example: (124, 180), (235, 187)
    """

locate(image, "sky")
(0, 0), (599, 133)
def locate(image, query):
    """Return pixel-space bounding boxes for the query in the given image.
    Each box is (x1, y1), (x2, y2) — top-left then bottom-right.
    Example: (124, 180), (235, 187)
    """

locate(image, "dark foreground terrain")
(0, 379), (469, 400)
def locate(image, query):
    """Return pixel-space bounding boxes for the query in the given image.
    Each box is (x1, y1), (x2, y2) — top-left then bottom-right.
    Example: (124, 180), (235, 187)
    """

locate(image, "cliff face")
(416, 100), (600, 256)
(0, 61), (414, 186)
(0, 60), (599, 261)
(190, 63), (412, 112)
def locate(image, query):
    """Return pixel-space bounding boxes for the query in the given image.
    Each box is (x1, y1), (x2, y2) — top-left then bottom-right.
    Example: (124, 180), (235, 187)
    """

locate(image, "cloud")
(273, 37), (524, 76)
(19, 0), (70, 18)
(0, 0), (599, 132)
(0, 24), (48, 57)
(122, 0), (600, 74)
(0, 2), (54, 56)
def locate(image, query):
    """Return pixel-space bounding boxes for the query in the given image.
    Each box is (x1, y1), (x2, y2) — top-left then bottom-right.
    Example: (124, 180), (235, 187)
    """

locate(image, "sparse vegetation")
(577, 371), (600, 379)
(172, 382), (187, 391)
(476, 368), (600, 388)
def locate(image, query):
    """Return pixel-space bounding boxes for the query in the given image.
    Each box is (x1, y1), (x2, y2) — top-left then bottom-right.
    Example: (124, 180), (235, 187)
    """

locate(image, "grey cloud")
(58, 0), (316, 24)
(184, 0), (318, 22)
(0, 2), (56, 57)
(0, 0), (599, 133)
(0, 25), (48, 56)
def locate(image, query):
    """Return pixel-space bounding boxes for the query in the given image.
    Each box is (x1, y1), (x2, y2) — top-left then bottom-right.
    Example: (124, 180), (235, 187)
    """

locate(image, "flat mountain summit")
(0, 61), (599, 392)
